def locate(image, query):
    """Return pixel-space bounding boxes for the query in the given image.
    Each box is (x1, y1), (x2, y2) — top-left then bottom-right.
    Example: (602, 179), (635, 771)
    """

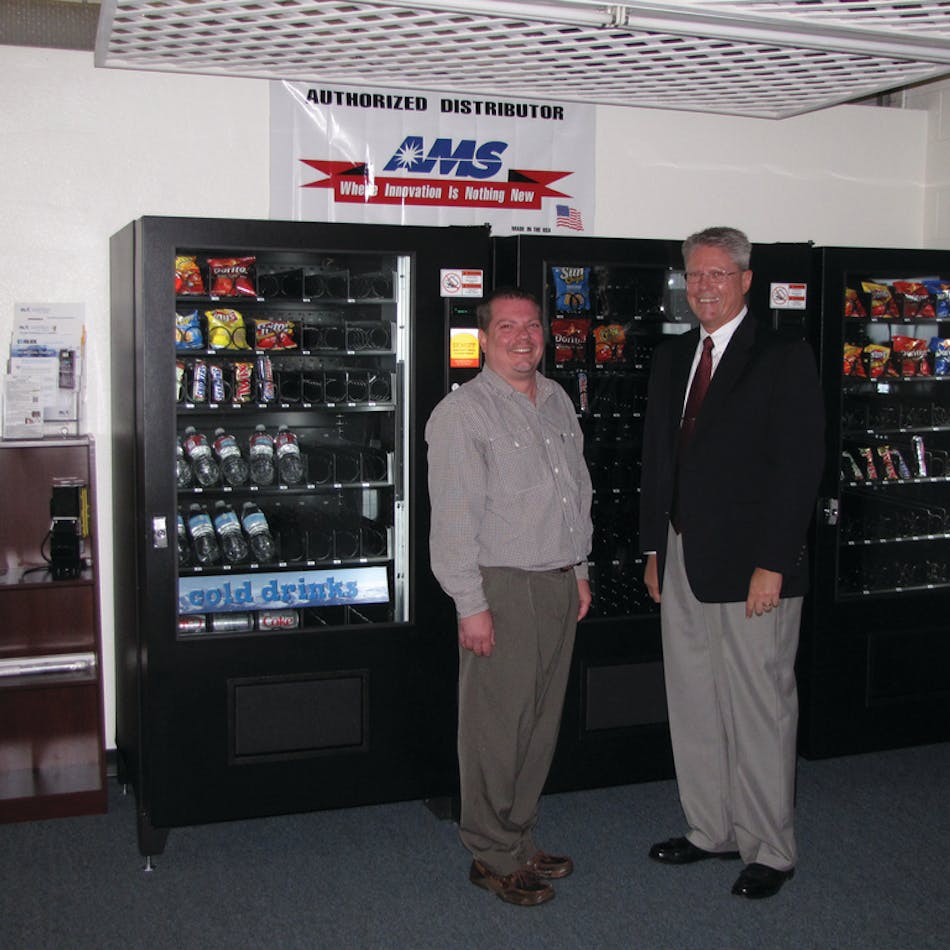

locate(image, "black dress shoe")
(649, 836), (741, 864)
(731, 862), (795, 899)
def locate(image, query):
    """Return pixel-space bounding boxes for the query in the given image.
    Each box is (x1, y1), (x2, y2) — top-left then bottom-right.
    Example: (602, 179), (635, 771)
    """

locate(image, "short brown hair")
(475, 286), (540, 332)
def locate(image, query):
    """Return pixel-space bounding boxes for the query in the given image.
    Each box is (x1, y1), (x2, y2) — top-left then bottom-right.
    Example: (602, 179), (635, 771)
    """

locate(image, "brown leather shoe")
(526, 850), (574, 879)
(469, 859), (555, 906)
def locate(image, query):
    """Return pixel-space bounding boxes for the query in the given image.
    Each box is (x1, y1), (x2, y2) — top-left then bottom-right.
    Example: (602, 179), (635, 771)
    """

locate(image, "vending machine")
(493, 234), (818, 790)
(110, 216), (490, 856)
(799, 245), (950, 758)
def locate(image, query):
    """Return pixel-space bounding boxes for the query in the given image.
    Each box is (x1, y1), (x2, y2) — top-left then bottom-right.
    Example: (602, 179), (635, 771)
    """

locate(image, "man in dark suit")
(639, 226), (824, 899)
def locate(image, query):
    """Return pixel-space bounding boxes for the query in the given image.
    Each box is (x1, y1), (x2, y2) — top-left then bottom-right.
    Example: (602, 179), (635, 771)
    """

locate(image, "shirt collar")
(481, 364), (551, 401)
(702, 306), (747, 352)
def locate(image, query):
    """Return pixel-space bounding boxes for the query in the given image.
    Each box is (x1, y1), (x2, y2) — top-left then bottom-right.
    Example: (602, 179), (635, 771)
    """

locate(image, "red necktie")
(679, 336), (713, 453)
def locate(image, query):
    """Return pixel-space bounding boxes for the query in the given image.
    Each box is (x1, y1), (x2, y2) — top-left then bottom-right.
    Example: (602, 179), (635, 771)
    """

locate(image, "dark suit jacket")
(639, 314), (825, 603)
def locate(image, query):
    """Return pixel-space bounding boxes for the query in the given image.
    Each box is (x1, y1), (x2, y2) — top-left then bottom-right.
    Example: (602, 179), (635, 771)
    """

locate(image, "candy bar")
(190, 359), (207, 403)
(858, 447), (879, 480)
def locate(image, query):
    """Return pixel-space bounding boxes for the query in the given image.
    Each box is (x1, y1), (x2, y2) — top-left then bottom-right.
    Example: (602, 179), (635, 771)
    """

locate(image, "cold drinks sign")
(179, 567), (390, 614)
(269, 82), (595, 236)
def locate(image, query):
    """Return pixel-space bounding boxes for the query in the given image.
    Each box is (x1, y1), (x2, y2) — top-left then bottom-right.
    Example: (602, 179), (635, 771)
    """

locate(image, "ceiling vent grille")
(94, 1), (950, 118)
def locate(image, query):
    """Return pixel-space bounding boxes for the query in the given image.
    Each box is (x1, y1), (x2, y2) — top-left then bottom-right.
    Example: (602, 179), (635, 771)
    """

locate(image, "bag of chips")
(550, 318), (589, 365)
(861, 343), (891, 379)
(253, 319), (298, 351)
(923, 280), (950, 319)
(175, 310), (204, 350)
(843, 343), (863, 376)
(552, 266), (590, 313)
(930, 338), (950, 376)
(862, 281), (898, 319)
(205, 308), (251, 350)
(208, 257), (257, 297)
(593, 323), (626, 364)
(892, 281), (936, 320)
(844, 288), (866, 319)
(891, 336), (930, 376)
(175, 256), (205, 295)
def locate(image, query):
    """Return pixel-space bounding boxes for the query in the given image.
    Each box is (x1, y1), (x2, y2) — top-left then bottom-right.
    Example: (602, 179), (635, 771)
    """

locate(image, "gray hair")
(682, 227), (752, 271)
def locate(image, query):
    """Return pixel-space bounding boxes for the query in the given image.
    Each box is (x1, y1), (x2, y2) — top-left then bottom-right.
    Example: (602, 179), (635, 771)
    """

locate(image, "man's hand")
(576, 578), (592, 621)
(458, 610), (495, 657)
(746, 567), (783, 618)
(644, 553), (661, 604)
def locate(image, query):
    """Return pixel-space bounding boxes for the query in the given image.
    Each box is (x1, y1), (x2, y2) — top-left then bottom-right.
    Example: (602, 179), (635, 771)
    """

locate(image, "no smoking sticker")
(441, 269), (484, 297)
(770, 282), (807, 310)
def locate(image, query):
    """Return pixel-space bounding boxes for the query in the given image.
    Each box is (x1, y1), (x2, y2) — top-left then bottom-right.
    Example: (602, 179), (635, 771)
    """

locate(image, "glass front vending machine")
(110, 216), (490, 858)
(493, 235), (818, 791)
(799, 245), (950, 758)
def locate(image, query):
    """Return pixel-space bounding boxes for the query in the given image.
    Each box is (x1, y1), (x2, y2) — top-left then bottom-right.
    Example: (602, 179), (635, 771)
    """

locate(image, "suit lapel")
(668, 328), (700, 435)
(692, 316), (758, 441)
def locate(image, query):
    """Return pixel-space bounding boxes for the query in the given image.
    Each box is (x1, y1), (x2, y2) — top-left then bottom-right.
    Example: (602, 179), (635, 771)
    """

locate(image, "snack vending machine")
(798, 245), (950, 758)
(493, 235), (817, 790)
(110, 216), (490, 857)
(494, 235), (683, 790)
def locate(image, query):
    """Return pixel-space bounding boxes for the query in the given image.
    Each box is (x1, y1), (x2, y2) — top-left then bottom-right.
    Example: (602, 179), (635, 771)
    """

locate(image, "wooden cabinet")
(0, 437), (106, 821)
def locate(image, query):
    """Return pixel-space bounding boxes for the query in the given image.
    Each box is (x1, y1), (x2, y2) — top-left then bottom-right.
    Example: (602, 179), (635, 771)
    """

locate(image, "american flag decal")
(556, 204), (584, 231)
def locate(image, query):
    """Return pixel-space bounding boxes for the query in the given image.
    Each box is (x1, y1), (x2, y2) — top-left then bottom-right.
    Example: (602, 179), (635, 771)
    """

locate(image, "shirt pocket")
(487, 427), (549, 495)
(555, 428), (583, 490)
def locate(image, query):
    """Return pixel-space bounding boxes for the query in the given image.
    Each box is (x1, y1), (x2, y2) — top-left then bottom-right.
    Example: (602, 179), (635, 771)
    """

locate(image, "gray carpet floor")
(2, 742), (948, 949)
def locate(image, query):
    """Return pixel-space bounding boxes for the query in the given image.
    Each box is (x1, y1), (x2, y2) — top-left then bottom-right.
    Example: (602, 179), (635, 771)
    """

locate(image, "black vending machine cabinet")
(495, 234), (684, 791)
(800, 245), (950, 758)
(494, 235), (818, 791)
(110, 216), (490, 856)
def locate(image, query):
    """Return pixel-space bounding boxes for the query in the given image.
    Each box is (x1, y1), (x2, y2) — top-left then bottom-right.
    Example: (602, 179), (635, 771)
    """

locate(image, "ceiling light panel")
(95, 1), (950, 119)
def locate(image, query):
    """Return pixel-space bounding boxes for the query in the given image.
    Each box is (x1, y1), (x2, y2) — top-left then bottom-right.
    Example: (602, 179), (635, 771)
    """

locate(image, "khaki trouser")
(457, 565), (578, 875)
(661, 526), (800, 871)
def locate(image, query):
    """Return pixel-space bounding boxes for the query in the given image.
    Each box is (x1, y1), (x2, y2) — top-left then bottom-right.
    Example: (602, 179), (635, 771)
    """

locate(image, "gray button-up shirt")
(425, 366), (593, 618)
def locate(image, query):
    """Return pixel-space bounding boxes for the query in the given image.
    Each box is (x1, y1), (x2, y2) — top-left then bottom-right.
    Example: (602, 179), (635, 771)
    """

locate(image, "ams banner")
(269, 82), (595, 237)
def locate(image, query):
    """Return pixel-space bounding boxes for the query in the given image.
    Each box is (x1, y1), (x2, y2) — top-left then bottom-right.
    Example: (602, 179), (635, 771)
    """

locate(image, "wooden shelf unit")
(0, 437), (106, 821)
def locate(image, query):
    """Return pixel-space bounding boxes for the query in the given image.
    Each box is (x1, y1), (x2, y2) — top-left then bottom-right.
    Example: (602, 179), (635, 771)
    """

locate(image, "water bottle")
(213, 428), (249, 487)
(241, 502), (276, 562)
(187, 503), (221, 566)
(213, 501), (249, 563)
(183, 426), (220, 488)
(275, 425), (305, 485)
(248, 425), (275, 485)
(177, 512), (192, 566)
(176, 437), (194, 489)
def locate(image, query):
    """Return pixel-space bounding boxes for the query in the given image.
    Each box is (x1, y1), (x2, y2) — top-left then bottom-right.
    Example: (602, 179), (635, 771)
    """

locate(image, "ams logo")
(382, 137), (508, 180)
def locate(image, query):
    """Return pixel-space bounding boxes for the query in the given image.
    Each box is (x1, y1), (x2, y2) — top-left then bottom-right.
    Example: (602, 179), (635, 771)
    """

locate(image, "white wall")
(904, 78), (950, 247)
(0, 46), (942, 747)
(596, 101), (929, 247)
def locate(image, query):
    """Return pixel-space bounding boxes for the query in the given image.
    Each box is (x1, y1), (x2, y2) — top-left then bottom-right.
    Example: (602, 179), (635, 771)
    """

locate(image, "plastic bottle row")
(180, 501), (277, 567)
(178, 426), (390, 490)
(178, 425), (304, 488)
(179, 499), (390, 568)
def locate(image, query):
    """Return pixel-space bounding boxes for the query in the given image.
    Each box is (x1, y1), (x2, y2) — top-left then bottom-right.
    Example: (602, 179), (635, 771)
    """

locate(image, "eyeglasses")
(683, 270), (741, 285)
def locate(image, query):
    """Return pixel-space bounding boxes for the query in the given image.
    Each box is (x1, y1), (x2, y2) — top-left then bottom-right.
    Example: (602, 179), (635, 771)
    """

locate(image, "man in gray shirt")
(426, 286), (593, 906)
